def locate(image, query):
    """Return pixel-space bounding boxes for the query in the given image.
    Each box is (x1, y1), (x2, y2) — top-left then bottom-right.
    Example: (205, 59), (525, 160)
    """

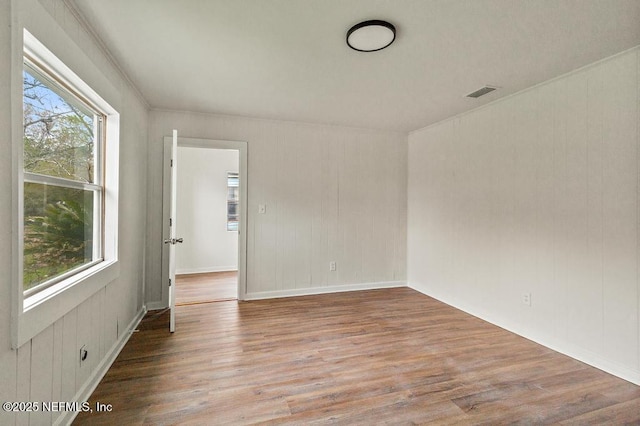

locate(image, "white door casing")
(161, 135), (248, 328)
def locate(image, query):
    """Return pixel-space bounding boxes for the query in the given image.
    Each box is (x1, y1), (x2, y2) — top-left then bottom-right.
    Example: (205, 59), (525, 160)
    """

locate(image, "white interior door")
(166, 129), (180, 332)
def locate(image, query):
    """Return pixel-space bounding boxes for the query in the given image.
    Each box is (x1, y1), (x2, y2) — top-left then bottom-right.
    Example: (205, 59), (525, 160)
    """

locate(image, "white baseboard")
(244, 281), (406, 301)
(57, 306), (147, 426)
(408, 282), (640, 386)
(176, 266), (237, 275)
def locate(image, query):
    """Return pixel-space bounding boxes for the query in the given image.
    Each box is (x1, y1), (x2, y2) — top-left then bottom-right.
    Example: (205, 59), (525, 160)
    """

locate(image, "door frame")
(161, 136), (248, 305)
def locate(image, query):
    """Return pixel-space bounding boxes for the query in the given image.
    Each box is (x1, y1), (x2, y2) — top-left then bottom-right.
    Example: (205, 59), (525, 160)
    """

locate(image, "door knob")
(164, 238), (184, 245)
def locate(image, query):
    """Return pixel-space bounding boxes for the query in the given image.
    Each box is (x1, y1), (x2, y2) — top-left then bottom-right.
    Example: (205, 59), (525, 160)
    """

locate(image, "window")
(227, 172), (239, 231)
(15, 30), (119, 347)
(19, 29), (120, 307)
(22, 59), (105, 297)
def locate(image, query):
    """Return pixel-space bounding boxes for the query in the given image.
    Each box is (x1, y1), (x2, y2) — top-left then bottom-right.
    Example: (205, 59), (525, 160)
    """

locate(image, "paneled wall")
(146, 111), (407, 304)
(408, 47), (640, 384)
(0, 1), (149, 425)
(0, 0), (15, 423)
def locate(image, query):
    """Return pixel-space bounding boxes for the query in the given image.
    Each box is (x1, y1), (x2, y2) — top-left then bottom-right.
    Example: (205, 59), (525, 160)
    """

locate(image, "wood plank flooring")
(175, 271), (237, 304)
(73, 288), (640, 425)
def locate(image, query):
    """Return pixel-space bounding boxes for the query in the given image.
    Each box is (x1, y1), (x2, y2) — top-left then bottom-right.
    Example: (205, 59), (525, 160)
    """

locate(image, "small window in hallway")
(227, 172), (239, 231)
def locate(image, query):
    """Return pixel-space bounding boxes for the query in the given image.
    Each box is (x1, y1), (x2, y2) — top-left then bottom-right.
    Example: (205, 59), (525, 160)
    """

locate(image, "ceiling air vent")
(465, 85), (498, 98)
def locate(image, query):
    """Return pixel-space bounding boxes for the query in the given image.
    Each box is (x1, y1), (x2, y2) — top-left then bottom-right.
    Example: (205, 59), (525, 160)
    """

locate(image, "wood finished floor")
(74, 288), (640, 425)
(175, 271), (237, 305)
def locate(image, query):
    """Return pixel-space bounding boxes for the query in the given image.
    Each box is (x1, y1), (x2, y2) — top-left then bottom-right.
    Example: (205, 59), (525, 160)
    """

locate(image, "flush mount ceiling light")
(346, 20), (396, 52)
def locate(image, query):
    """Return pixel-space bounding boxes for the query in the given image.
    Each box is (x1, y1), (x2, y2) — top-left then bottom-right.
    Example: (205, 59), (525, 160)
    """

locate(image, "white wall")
(146, 111), (407, 304)
(0, 1), (148, 424)
(0, 0), (14, 423)
(176, 147), (239, 274)
(408, 47), (640, 384)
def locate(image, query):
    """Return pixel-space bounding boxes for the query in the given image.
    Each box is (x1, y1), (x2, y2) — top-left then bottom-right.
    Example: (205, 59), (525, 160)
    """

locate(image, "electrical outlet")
(79, 345), (88, 364)
(329, 261), (336, 271)
(522, 293), (531, 306)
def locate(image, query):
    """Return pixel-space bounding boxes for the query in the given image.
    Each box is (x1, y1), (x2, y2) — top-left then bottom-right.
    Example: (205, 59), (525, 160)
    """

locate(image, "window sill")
(15, 259), (119, 348)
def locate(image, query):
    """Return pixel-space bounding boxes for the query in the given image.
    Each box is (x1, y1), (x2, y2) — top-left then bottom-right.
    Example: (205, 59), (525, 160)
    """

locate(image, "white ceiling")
(72, 0), (640, 132)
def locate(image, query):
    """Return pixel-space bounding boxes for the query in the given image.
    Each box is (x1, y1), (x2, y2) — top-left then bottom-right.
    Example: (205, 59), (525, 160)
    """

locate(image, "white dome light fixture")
(346, 20), (396, 52)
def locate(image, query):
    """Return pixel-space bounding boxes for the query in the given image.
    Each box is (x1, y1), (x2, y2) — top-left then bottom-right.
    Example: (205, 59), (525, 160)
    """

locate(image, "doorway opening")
(174, 146), (239, 305)
(162, 136), (248, 321)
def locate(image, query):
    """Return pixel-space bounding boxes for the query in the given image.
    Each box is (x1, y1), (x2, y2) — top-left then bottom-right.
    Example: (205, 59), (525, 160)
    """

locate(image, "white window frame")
(12, 30), (120, 348)
(22, 59), (105, 299)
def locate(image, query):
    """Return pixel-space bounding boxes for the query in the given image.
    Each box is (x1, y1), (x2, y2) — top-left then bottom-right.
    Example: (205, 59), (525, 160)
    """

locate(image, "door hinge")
(171, 159), (173, 167)
(169, 218), (172, 227)
(169, 278), (172, 287)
